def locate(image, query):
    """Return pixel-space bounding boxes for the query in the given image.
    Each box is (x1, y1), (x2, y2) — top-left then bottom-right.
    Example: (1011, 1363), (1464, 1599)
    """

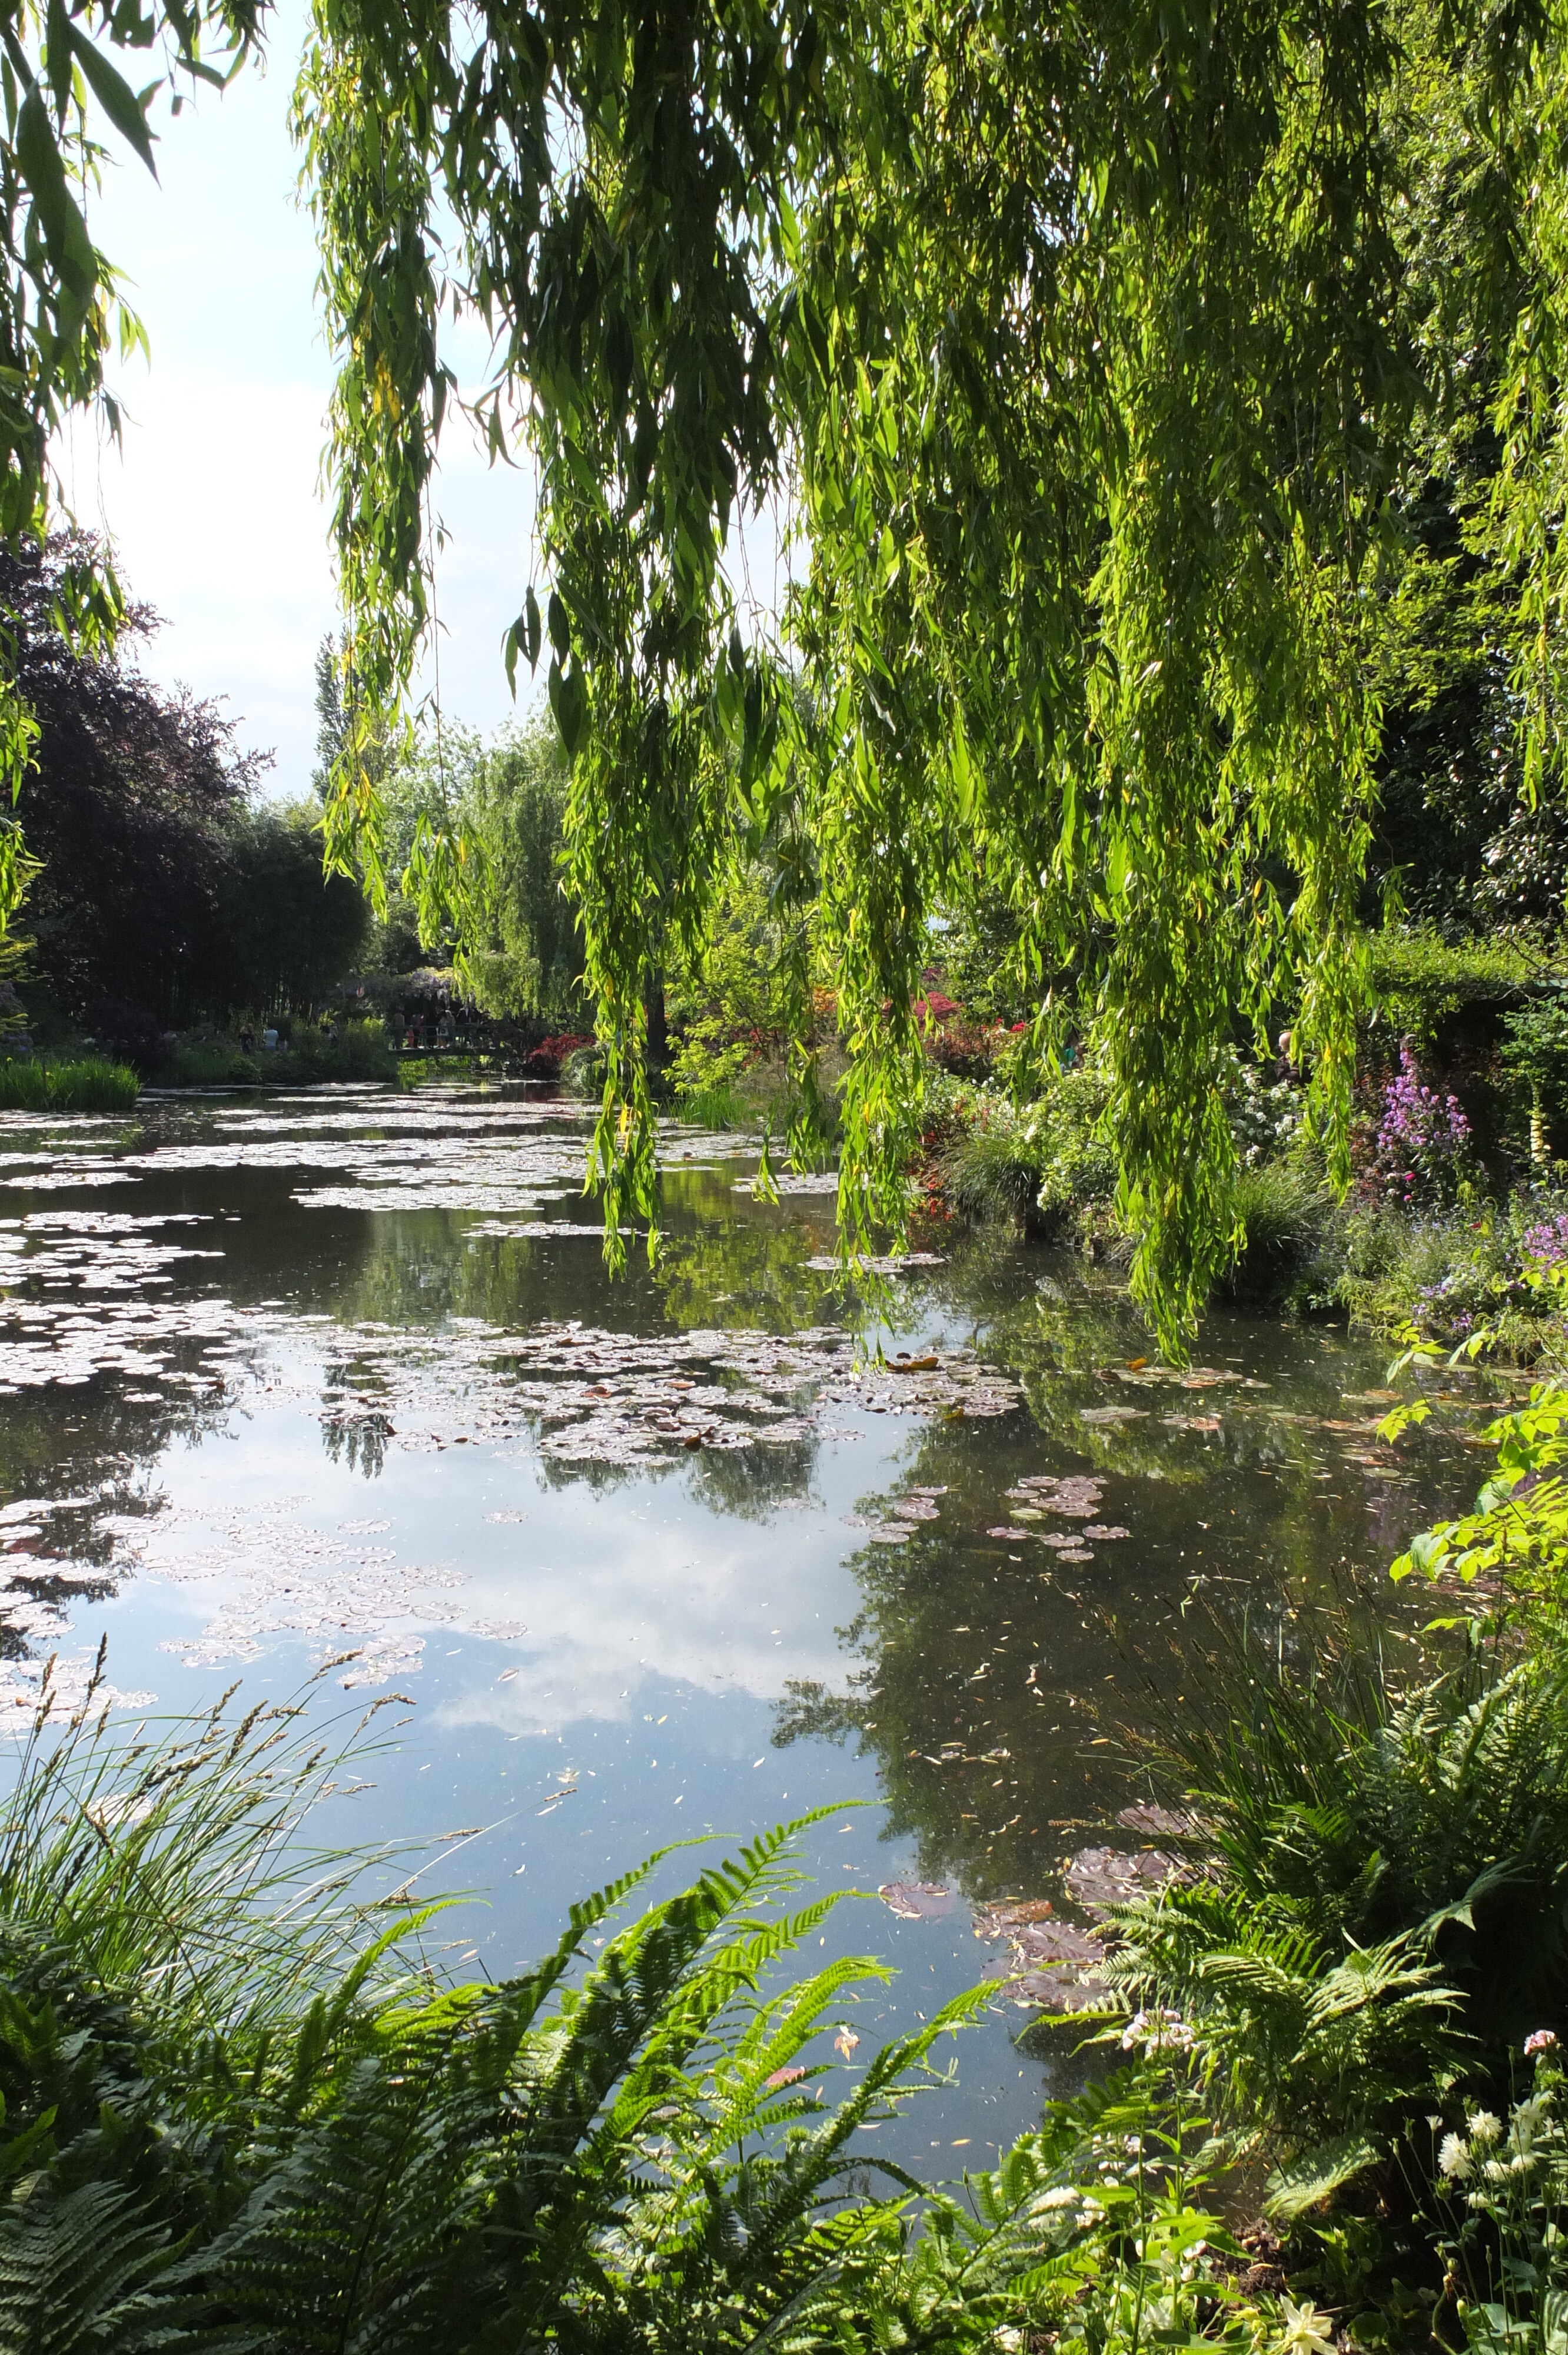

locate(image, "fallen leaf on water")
(877, 1882), (956, 1920)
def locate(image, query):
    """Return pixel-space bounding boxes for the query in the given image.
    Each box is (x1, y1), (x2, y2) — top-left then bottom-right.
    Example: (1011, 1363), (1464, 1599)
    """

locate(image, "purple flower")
(1371, 1046), (1471, 1208)
(1521, 1212), (1568, 1269)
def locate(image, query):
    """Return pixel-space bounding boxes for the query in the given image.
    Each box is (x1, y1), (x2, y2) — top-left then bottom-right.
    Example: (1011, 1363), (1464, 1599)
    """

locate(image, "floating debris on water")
(878, 1882), (956, 1919)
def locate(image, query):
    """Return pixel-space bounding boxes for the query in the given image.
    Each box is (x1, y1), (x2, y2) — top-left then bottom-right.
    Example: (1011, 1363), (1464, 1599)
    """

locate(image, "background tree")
(461, 719), (584, 1023)
(221, 803), (372, 1016)
(6, 535), (264, 1028)
(6, 538), (371, 1037)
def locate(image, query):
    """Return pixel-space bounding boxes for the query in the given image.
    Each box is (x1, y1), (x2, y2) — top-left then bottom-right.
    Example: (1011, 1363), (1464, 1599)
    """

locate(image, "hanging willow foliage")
(0, 0), (263, 941)
(298, 0), (1567, 1349)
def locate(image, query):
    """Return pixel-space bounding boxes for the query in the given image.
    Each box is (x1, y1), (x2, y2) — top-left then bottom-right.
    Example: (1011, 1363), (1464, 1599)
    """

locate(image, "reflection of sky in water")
(0, 1084), (1519, 2167)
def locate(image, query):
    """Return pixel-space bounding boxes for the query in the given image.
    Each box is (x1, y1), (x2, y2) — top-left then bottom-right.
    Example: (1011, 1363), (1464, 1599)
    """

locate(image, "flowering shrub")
(523, 1030), (594, 1079)
(1366, 1043), (1474, 1210)
(1434, 2039), (1568, 2355)
(1521, 1210), (1568, 1269)
(1225, 1061), (1304, 1168)
(922, 1010), (1014, 1079)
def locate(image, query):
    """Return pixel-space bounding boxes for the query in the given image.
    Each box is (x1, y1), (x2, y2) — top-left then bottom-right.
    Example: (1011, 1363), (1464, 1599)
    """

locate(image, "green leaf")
(1264, 2134), (1383, 2221)
(71, 27), (157, 174)
(15, 83), (94, 300)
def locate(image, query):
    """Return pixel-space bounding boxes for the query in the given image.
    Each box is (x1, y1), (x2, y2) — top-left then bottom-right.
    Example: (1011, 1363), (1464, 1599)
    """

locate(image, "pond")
(0, 1081), (1507, 2174)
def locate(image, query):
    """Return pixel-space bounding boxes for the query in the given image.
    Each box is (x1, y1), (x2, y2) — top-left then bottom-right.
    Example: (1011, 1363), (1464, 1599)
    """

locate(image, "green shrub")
(936, 1064), (1118, 1234)
(0, 1057), (139, 1112)
(1368, 927), (1539, 1046)
(1103, 1614), (1568, 2209)
(167, 1022), (397, 1092)
(563, 1040), (609, 1094)
(1331, 1191), (1568, 1358)
(283, 1016), (396, 1083)
(166, 1037), (255, 1087)
(938, 1112), (1047, 1223)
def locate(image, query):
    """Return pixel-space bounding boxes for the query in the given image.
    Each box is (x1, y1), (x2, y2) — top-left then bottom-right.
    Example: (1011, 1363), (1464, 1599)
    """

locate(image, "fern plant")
(0, 1666), (1105, 2352)
(1098, 1604), (1568, 2218)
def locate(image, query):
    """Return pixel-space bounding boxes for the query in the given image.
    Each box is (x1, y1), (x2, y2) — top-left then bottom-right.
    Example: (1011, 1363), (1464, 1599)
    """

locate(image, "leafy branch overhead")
(0, 0), (261, 948)
(293, 0), (1568, 1347)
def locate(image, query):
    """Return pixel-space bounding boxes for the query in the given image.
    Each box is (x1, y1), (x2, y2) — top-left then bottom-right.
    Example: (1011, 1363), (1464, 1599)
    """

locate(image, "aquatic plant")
(0, 1057), (138, 1112)
(0, 1056), (46, 1109)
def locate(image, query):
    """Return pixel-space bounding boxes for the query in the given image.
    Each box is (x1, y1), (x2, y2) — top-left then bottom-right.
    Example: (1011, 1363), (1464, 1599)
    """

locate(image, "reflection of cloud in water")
(436, 1507), (852, 1738)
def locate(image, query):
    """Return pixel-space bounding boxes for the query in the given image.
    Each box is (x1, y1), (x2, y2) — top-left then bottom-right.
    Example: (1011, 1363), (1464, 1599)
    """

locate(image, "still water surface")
(0, 1082), (1502, 2170)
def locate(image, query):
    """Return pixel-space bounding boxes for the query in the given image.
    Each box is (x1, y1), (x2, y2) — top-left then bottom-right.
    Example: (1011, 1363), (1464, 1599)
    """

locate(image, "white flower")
(1274, 2297), (1337, 2355)
(1439, 2134), (1471, 2181)
(1514, 2096), (1551, 2136)
(1119, 2006), (1194, 2057)
(1468, 2109), (1504, 2144)
(1038, 2187), (1081, 2212)
(1510, 2151), (1539, 2175)
(1484, 2158), (1509, 2183)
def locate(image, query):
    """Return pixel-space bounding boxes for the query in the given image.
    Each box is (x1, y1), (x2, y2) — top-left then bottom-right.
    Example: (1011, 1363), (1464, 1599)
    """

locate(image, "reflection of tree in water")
(318, 1415), (391, 1479)
(0, 1375), (232, 1661)
(652, 1210), (842, 1338)
(530, 1429), (818, 1522)
(317, 1354), (397, 1479)
(689, 1437), (816, 1523)
(769, 1242), (1476, 1908)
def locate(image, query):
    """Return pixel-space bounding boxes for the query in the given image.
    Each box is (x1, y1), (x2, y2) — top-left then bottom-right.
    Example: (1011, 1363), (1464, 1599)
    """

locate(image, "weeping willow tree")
(0, 0), (261, 949)
(296, 0), (1568, 1347)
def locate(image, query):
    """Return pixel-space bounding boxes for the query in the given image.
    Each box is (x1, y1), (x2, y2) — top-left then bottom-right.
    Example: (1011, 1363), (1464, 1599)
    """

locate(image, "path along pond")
(0, 1082), (1513, 2172)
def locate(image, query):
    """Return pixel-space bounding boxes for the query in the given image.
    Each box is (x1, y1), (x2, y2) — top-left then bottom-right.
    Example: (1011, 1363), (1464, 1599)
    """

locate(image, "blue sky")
(65, 0), (535, 793)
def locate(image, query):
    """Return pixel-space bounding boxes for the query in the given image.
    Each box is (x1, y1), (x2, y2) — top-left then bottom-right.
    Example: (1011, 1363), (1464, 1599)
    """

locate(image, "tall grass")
(0, 1056), (139, 1112)
(1215, 1162), (1336, 1303)
(673, 1081), (750, 1130)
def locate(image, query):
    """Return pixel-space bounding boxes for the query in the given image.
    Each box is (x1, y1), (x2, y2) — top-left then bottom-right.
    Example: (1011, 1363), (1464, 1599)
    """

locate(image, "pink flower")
(1526, 2030), (1559, 2057)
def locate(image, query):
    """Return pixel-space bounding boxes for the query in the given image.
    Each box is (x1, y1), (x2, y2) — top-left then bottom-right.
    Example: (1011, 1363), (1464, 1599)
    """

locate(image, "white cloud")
(434, 1498), (850, 1740)
(65, 0), (539, 786)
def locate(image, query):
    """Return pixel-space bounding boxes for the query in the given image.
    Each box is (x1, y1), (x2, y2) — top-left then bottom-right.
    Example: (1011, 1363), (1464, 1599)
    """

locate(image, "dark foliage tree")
(6, 537), (266, 1029)
(220, 804), (373, 1015)
(6, 539), (368, 1037)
